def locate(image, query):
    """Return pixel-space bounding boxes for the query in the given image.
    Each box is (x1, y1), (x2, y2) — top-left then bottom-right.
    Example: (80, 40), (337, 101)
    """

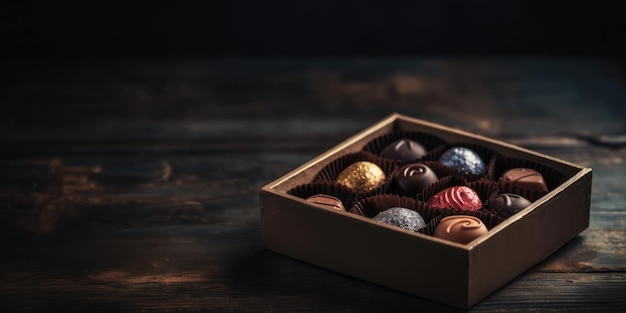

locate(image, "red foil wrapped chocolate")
(427, 186), (482, 212)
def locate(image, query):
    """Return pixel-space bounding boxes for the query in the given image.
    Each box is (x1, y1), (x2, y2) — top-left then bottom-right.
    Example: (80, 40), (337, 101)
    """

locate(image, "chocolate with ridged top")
(379, 139), (427, 161)
(499, 168), (548, 193)
(427, 186), (482, 212)
(306, 194), (345, 211)
(391, 163), (438, 196)
(373, 207), (426, 232)
(336, 161), (386, 194)
(434, 215), (488, 244)
(438, 147), (486, 175)
(486, 193), (532, 216)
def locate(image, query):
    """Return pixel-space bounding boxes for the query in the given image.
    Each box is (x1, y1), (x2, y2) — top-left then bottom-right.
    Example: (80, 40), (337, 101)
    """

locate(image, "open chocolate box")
(259, 113), (592, 308)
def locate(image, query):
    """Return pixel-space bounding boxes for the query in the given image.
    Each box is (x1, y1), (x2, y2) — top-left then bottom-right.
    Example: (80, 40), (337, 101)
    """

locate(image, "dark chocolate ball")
(486, 193), (532, 216)
(438, 147), (486, 175)
(373, 207), (426, 232)
(499, 168), (548, 193)
(391, 163), (438, 196)
(379, 139), (427, 161)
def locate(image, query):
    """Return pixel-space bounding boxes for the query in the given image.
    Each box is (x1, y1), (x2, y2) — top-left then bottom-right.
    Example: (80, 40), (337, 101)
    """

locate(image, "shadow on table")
(226, 249), (462, 312)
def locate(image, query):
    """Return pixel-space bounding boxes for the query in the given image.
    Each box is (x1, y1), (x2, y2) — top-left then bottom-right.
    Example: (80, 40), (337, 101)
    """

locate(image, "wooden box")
(259, 113), (592, 308)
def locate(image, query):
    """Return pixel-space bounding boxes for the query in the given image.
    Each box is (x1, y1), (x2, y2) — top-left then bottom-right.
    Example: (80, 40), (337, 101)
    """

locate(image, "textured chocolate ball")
(391, 163), (438, 196)
(306, 194), (345, 211)
(427, 186), (483, 212)
(486, 193), (532, 216)
(438, 147), (486, 175)
(499, 168), (548, 193)
(373, 207), (426, 232)
(379, 139), (427, 161)
(434, 215), (488, 244)
(336, 161), (386, 194)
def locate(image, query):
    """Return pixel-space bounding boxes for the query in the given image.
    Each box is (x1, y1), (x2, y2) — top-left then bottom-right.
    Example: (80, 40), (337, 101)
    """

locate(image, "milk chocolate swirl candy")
(379, 139), (427, 161)
(486, 193), (531, 216)
(438, 147), (486, 175)
(373, 207), (426, 232)
(434, 215), (488, 244)
(499, 168), (548, 193)
(336, 161), (386, 194)
(427, 186), (482, 212)
(391, 163), (438, 196)
(306, 194), (346, 211)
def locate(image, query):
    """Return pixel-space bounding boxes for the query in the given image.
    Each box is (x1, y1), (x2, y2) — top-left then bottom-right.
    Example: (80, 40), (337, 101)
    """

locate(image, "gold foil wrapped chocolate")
(336, 161), (386, 194)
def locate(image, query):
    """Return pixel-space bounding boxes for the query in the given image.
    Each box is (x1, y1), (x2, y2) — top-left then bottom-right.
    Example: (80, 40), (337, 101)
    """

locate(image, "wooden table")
(1, 58), (625, 312)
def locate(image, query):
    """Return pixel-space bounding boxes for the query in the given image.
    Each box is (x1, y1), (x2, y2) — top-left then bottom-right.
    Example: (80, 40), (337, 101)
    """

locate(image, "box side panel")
(467, 170), (592, 306)
(260, 189), (471, 308)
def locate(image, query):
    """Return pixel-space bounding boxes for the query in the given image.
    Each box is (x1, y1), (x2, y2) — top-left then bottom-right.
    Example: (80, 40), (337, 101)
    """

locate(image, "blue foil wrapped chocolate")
(438, 147), (486, 175)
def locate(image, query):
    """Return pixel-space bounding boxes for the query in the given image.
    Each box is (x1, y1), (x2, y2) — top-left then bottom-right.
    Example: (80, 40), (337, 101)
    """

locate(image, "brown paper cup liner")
(422, 144), (448, 162)
(422, 215), (443, 236)
(432, 143), (501, 181)
(484, 153), (500, 181)
(467, 179), (499, 203)
(362, 131), (447, 162)
(313, 151), (397, 197)
(494, 158), (566, 201)
(349, 194), (435, 234)
(287, 181), (358, 210)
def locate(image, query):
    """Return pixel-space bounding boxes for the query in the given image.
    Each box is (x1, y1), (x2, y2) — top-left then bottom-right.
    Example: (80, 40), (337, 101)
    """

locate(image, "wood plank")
(1, 267), (624, 312)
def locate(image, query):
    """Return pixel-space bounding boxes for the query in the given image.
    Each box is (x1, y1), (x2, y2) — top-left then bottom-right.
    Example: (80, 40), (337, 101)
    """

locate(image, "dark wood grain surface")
(1, 58), (625, 312)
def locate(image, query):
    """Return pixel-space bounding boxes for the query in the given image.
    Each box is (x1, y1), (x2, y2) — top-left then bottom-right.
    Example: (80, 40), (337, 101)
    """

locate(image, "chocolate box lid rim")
(260, 112), (592, 251)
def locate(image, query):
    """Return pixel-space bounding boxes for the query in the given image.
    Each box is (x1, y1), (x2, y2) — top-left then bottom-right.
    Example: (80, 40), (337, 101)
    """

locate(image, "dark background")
(1, 0), (625, 60)
(1, 2), (626, 312)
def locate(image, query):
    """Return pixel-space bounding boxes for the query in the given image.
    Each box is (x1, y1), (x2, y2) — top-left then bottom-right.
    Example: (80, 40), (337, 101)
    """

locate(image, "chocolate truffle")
(438, 147), (486, 175)
(373, 207), (426, 232)
(434, 215), (488, 244)
(391, 163), (438, 196)
(306, 194), (345, 211)
(486, 193), (532, 216)
(499, 168), (548, 193)
(336, 161), (386, 194)
(379, 139), (427, 161)
(427, 186), (482, 212)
